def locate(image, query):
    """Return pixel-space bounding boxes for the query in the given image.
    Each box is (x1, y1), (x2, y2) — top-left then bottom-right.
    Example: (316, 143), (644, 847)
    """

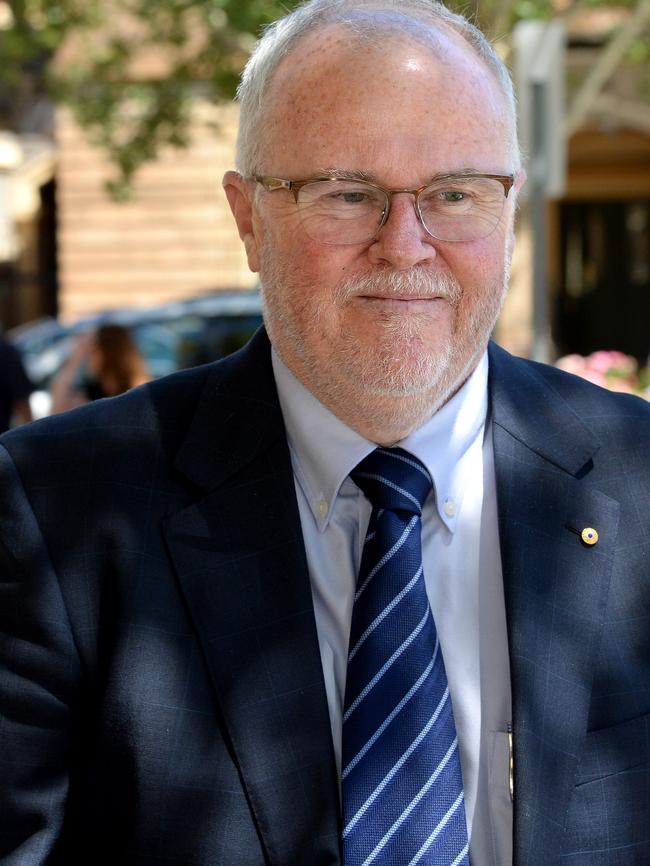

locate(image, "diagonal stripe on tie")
(375, 447), (433, 481)
(359, 744), (463, 866)
(343, 609), (429, 723)
(354, 473), (423, 509)
(348, 564), (423, 661)
(342, 447), (469, 866)
(356, 515), (419, 600)
(343, 690), (454, 836)
(406, 795), (468, 866)
(342, 646), (437, 780)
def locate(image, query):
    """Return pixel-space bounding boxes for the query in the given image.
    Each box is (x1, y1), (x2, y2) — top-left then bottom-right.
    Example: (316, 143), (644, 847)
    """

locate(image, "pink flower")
(555, 354), (586, 375)
(554, 349), (648, 397)
(587, 350), (637, 376)
(579, 369), (607, 387)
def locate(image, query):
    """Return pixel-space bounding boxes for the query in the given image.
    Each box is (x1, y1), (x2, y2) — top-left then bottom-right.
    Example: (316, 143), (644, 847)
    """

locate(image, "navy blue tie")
(342, 447), (469, 866)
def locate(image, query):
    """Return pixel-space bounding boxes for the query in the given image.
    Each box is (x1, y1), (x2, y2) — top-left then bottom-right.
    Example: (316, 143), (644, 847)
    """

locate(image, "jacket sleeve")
(0, 443), (81, 865)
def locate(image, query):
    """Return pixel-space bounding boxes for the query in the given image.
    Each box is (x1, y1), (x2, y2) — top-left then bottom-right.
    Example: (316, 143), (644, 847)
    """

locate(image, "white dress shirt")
(272, 349), (513, 866)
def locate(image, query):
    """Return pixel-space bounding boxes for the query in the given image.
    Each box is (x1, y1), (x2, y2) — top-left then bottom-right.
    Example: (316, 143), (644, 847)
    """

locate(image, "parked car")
(7, 290), (263, 418)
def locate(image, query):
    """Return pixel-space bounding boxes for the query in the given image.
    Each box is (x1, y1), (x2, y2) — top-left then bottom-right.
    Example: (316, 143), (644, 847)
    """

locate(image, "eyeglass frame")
(254, 172), (516, 243)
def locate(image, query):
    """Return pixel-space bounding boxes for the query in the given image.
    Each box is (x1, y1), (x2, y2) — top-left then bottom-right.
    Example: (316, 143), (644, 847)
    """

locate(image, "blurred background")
(0, 0), (648, 421)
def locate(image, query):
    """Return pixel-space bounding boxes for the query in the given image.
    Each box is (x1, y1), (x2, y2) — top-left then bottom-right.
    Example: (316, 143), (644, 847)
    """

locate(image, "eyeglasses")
(255, 172), (515, 245)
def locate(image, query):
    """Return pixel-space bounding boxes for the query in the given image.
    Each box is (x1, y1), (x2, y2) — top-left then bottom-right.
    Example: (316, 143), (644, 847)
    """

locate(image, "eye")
(338, 191), (370, 204)
(321, 186), (376, 206)
(315, 183), (381, 210)
(440, 190), (466, 202)
(299, 180), (384, 215)
(420, 183), (476, 212)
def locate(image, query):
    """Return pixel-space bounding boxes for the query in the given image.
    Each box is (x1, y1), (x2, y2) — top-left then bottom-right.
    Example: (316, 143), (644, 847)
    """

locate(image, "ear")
(514, 168), (527, 194)
(223, 171), (261, 273)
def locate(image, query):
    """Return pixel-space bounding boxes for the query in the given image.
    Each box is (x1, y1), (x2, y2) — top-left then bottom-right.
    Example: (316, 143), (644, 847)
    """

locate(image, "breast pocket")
(563, 713), (650, 863)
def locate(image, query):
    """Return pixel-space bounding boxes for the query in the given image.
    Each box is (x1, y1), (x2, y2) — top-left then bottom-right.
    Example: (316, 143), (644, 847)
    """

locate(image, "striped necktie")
(342, 447), (469, 866)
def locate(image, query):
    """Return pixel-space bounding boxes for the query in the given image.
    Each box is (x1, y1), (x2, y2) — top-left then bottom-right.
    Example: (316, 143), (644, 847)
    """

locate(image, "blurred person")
(0, 2), (649, 865)
(0, 332), (33, 433)
(50, 324), (150, 413)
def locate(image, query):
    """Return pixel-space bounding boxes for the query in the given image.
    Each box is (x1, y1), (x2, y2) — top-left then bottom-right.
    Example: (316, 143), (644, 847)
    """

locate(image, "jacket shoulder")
(0, 330), (274, 494)
(1, 362), (210, 452)
(489, 343), (650, 431)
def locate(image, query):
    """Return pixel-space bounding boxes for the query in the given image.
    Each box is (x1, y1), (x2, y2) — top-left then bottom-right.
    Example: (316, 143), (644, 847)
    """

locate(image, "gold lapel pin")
(581, 527), (599, 546)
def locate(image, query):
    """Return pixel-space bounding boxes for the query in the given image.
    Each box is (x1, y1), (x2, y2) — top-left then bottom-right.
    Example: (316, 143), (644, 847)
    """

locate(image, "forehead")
(261, 24), (512, 182)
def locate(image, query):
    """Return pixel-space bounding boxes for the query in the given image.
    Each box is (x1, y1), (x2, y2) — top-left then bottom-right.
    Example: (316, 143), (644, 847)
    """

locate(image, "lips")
(335, 268), (463, 307)
(361, 294), (445, 301)
(356, 294), (450, 312)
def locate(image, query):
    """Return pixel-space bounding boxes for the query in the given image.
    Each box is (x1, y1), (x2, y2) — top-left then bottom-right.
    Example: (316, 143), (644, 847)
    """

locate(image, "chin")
(358, 361), (444, 397)
(335, 326), (447, 389)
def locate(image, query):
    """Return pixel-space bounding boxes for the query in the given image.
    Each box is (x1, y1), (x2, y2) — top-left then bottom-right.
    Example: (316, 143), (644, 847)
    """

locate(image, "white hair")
(235, 0), (521, 175)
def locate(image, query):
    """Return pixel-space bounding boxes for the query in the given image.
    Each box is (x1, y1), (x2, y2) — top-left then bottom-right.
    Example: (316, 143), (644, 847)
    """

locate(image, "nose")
(367, 193), (437, 270)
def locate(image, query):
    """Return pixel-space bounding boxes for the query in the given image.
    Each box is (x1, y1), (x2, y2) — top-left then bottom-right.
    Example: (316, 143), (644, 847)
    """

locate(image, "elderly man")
(1, 1), (648, 865)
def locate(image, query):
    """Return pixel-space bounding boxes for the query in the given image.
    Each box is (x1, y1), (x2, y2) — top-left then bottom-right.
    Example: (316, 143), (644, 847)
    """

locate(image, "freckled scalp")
(235, 0), (521, 176)
(259, 28), (513, 184)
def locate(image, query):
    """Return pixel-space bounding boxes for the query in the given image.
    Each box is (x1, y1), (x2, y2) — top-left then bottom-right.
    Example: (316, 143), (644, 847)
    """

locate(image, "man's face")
(226, 27), (523, 435)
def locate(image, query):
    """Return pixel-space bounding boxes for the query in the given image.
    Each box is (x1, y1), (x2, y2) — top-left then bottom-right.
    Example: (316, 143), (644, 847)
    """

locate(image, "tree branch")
(592, 92), (650, 134)
(565, 0), (650, 136)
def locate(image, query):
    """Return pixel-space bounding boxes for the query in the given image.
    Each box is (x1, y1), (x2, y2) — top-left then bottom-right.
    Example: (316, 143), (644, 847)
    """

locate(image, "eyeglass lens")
(296, 176), (507, 244)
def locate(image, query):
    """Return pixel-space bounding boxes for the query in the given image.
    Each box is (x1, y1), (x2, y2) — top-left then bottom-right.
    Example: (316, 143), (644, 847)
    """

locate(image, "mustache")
(334, 268), (463, 305)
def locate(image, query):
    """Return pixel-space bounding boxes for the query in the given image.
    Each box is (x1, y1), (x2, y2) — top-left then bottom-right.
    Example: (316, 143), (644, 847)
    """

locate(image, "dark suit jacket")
(1, 329), (649, 866)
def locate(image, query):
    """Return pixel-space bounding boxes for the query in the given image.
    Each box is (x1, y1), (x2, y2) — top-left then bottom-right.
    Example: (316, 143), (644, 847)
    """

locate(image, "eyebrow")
(313, 167), (494, 184)
(315, 167), (377, 182)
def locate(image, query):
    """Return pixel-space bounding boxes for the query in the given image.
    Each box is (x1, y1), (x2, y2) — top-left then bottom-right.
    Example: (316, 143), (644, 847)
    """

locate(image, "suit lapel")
(164, 331), (341, 865)
(489, 343), (620, 865)
(162, 334), (620, 865)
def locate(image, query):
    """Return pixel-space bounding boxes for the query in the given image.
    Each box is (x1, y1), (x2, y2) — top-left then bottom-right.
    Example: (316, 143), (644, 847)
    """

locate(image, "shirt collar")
(272, 350), (374, 529)
(400, 352), (489, 531)
(272, 349), (489, 533)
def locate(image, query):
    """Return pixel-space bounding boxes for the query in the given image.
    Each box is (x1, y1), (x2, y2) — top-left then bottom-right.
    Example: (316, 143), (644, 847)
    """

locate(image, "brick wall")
(56, 101), (255, 321)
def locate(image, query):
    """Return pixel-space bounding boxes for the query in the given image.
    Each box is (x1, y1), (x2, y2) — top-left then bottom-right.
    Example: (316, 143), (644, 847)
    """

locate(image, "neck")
(270, 331), (488, 445)
(319, 388), (460, 445)
(299, 356), (482, 446)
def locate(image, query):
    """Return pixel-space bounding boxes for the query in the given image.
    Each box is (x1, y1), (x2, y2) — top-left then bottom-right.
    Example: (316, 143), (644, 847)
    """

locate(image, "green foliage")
(0, 0), (644, 195)
(0, 0), (299, 193)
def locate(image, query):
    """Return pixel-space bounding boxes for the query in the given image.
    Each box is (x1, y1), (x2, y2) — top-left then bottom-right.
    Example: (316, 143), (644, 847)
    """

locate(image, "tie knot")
(350, 447), (433, 515)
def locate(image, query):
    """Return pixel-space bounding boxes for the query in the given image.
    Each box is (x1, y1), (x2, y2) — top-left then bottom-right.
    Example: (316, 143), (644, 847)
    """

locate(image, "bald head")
(258, 24), (513, 182)
(235, 0), (520, 176)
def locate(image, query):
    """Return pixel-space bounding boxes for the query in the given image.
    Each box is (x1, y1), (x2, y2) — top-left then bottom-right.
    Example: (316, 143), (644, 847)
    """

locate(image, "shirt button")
(444, 499), (456, 517)
(317, 499), (328, 518)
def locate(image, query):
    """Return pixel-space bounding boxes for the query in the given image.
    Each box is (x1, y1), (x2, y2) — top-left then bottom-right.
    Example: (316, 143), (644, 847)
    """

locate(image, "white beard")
(329, 268), (463, 397)
(260, 253), (509, 440)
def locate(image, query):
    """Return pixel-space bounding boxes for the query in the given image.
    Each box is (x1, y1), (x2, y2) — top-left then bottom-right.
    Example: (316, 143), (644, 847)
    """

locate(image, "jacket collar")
(173, 328), (287, 492)
(167, 335), (619, 865)
(488, 341), (601, 475)
(166, 328), (341, 866)
(488, 342), (619, 865)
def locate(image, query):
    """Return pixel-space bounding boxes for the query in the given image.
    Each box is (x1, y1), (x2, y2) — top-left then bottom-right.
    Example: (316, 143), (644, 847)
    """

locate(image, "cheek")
(276, 236), (360, 304)
(296, 237), (358, 281)
(447, 238), (507, 291)
(261, 237), (349, 328)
